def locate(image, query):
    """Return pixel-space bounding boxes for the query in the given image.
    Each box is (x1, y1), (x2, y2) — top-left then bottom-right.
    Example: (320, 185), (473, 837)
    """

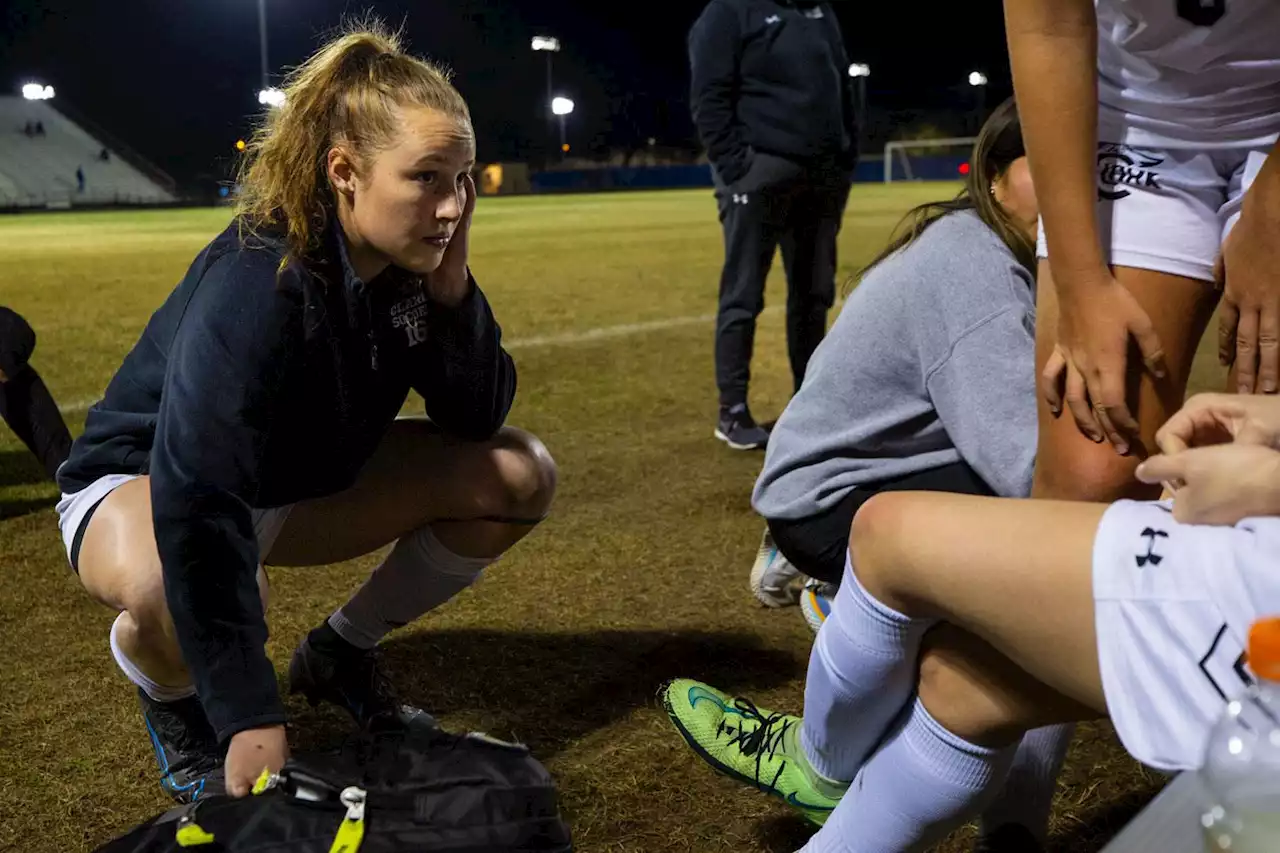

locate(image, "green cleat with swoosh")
(660, 679), (846, 826)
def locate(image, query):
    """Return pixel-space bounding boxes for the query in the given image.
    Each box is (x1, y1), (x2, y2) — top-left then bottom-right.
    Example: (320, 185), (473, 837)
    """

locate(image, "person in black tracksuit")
(0, 306), (72, 480)
(55, 26), (557, 803)
(689, 0), (858, 450)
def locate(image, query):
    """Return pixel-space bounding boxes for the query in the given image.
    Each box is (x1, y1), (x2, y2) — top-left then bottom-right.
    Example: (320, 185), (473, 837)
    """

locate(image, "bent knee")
(1033, 440), (1154, 503)
(848, 492), (920, 604)
(112, 567), (178, 642)
(490, 426), (557, 519)
(0, 307), (35, 375)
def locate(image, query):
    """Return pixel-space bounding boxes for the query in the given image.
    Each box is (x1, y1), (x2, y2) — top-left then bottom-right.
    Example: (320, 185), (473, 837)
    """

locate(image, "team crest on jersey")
(390, 290), (429, 346)
(1097, 144), (1166, 201)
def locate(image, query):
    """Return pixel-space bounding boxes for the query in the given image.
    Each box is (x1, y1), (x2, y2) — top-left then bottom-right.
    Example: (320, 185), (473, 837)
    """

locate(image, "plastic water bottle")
(1201, 617), (1280, 852)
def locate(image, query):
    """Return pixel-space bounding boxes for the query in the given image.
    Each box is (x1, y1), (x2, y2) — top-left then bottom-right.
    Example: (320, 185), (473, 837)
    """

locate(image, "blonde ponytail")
(235, 18), (471, 261)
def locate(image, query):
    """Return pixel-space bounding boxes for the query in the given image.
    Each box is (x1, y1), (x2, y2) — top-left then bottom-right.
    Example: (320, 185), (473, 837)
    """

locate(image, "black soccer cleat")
(137, 688), (225, 804)
(288, 638), (438, 734)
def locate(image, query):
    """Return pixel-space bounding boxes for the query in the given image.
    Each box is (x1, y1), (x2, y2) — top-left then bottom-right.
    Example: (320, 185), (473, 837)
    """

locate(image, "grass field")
(0, 185), (1214, 852)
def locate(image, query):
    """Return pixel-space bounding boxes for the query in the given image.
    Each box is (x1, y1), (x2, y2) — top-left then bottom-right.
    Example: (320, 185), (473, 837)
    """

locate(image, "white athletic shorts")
(1036, 116), (1274, 283)
(1093, 499), (1280, 772)
(55, 473), (293, 572)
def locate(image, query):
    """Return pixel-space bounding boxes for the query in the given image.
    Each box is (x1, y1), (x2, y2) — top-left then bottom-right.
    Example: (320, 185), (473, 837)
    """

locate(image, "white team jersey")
(1097, 0), (1280, 147)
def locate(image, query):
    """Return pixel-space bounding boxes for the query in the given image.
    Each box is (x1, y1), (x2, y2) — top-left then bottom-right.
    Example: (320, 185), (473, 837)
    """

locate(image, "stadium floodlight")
(550, 96), (574, 161)
(532, 35), (563, 167)
(22, 83), (55, 101)
(968, 71), (988, 87)
(257, 87), (286, 108)
(848, 63), (870, 78)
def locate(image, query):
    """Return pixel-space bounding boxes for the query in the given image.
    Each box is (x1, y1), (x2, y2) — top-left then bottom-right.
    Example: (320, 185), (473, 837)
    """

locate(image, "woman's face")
(993, 155), (1039, 241)
(330, 105), (476, 280)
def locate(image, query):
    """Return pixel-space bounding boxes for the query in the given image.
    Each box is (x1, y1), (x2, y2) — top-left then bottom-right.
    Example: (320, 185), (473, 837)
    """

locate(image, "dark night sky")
(1, 0), (1012, 187)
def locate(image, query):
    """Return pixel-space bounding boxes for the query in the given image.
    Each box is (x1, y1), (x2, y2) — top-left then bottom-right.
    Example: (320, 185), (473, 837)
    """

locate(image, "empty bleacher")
(0, 97), (177, 209)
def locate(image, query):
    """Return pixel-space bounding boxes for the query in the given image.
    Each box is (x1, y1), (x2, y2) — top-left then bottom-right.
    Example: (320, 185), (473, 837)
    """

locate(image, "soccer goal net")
(882, 137), (977, 184)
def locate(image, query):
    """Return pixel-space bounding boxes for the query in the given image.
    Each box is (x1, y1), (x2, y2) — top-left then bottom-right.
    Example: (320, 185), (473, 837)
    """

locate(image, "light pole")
(848, 63), (870, 138)
(532, 36), (561, 166)
(968, 71), (988, 129)
(252, 1), (285, 109)
(551, 96), (575, 161)
(257, 0), (269, 91)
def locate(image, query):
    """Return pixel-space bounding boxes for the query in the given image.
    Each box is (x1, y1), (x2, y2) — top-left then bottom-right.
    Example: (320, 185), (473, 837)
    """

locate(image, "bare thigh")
(1033, 262), (1219, 501)
(77, 476), (268, 615)
(853, 490), (1110, 713)
(267, 418), (554, 566)
(918, 624), (1102, 747)
(77, 476), (164, 612)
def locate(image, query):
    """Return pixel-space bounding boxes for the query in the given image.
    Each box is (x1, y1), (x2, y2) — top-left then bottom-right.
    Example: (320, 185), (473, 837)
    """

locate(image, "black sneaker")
(137, 689), (225, 803)
(288, 638), (438, 734)
(715, 404), (770, 450)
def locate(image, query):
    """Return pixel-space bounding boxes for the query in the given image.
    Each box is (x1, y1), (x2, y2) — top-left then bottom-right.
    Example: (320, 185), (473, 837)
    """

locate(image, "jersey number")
(1177, 0), (1225, 26)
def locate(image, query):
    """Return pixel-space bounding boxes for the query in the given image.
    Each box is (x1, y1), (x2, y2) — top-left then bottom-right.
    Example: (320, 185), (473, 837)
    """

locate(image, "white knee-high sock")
(109, 612), (195, 702)
(328, 526), (493, 649)
(978, 723), (1074, 845)
(800, 700), (1017, 853)
(800, 553), (934, 783)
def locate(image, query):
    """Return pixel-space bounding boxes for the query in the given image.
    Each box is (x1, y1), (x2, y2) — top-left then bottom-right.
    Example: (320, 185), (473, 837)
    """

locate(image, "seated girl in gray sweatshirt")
(751, 97), (1040, 622)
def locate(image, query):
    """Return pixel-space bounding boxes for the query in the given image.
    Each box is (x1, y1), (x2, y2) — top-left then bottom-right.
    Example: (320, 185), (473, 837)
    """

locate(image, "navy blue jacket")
(58, 219), (516, 742)
(688, 0), (857, 185)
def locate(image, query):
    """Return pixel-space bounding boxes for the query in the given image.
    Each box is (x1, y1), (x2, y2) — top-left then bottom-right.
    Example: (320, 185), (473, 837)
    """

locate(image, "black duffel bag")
(93, 726), (573, 852)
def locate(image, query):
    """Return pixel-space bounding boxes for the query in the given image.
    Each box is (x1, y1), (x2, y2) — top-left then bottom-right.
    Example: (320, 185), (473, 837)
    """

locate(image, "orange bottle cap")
(1248, 618), (1280, 682)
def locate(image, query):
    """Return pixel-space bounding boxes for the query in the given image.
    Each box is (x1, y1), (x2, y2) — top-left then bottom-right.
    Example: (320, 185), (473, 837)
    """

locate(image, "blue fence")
(528, 155), (967, 193)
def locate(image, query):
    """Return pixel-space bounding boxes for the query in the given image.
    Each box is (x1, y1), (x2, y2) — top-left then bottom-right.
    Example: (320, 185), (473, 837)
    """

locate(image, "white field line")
(58, 303), (804, 415)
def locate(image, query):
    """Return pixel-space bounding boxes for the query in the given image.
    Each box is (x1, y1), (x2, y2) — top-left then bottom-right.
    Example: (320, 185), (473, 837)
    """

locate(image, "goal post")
(883, 137), (977, 184)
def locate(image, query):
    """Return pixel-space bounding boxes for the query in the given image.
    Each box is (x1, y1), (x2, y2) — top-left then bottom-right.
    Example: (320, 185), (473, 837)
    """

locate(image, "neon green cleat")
(661, 678), (845, 826)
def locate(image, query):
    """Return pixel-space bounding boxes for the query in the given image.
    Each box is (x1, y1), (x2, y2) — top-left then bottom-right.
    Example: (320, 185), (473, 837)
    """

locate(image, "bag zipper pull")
(328, 786), (367, 853)
(252, 767), (280, 795)
(175, 816), (216, 847)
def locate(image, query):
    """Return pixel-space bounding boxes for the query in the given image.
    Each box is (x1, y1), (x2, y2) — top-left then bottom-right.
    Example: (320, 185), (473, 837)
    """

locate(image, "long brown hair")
(235, 18), (471, 262)
(854, 97), (1031, 288)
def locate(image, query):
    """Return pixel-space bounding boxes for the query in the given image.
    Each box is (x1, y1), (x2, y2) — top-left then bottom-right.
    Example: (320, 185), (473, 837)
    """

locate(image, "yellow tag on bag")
(328, 786), (367, 853)
(175, 820), (216, 847)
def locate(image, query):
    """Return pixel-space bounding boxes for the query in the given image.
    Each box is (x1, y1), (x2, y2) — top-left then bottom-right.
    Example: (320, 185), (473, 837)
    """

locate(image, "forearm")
(152, 486), (285, 742)
(1004, 0), (1105, 284)
(419, 279), (516, 439)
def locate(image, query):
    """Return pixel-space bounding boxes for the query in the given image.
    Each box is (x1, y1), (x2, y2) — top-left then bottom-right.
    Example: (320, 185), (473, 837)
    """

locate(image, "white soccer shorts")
(56, 473), (292, 571)
(1093, 499), (1280, 771)
(1037, 116), (1273, 282)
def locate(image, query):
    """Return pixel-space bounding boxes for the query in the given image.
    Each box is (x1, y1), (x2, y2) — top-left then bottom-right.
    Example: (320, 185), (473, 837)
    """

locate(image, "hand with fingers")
(1217, 194), (1280, 395)
(1153, 392), (1280, 455)
(225, 724), (289, 798)
(1137, 443), (1280, 525)
(1042, 267), (1167, 455)
(1135, 392), (1280, 525)
(425, 172), (477, 307)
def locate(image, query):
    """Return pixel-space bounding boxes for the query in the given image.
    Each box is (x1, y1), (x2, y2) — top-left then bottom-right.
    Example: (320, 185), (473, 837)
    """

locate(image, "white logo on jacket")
(390, 291), (429, 346)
